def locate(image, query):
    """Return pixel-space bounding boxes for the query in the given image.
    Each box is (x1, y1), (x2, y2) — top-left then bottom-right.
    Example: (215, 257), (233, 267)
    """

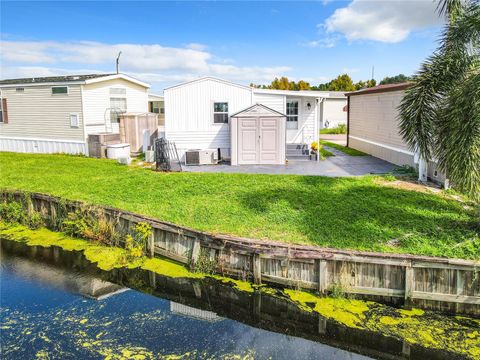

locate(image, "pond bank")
(1, 190), (478, 317)
(1, 223), (479, 359)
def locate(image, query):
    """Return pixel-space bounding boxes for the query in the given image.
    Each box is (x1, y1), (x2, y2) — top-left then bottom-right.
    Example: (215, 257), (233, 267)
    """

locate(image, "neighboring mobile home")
(164, 77), (346, 164)
(346, 83), (445, 183)
(0, 73), (150, 155)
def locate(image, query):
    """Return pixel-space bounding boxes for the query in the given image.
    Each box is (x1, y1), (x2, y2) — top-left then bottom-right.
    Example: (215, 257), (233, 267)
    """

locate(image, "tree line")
(250, 73), (411, 92)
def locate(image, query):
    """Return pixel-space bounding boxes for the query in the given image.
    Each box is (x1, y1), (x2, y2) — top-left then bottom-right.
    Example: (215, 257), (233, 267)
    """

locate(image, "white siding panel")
(349, 90), (408, 150)
(165, 79), (252, 153)
(0, 85), (84, 140)
(0, 137), (87, 155)
(82, 78), (148, 135)
(323, 98), (347, 128)
(252, 93), (285, 113)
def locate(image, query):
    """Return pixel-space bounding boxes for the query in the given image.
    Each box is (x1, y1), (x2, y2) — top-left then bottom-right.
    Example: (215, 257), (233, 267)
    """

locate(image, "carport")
(230, 104), (286, 166)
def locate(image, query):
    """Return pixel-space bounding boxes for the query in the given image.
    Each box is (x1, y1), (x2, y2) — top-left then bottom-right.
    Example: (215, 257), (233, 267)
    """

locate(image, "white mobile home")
(0, 73), (150, 155)
(347, 83), (445, 183)
(164, 77), (346, 164)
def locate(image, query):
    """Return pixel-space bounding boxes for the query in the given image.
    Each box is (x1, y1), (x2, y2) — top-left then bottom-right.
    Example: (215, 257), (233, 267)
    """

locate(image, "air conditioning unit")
(185, 149), (219, 166)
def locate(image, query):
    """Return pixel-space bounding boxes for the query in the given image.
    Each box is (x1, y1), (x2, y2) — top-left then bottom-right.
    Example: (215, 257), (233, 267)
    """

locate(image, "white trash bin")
(106, 143), (131, 165)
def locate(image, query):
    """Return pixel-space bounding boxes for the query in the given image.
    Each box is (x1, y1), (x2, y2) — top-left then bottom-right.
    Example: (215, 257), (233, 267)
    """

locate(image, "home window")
(286, 100), (299, 129)
(0, 98), (3, 123)
(0, 98), (7, 124)
(70, 113), (79, 128)
(110, 97), (127, 123)
(213, 102), (228, 124)
(110, 87), (126, 95)
(16, 87), (24, 93)
(52, 86), (68, 95)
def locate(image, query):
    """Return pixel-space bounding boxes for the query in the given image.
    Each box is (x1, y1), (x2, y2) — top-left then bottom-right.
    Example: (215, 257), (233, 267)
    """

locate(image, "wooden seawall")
(2, 191), (479, 316)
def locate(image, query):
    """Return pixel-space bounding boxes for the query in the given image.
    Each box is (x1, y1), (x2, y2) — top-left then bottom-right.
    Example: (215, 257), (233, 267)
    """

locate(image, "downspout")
(80, 84), (88, 155)
(317, 97), (325, 162)
(346, 95), (350, 148)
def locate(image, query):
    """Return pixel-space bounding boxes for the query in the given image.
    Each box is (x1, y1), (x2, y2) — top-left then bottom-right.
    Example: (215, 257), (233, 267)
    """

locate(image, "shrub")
(0, 201), (26, 224)
(27, 211), (44, 229)
(191, 247), (217, 274)
(62, 208), (121, 246)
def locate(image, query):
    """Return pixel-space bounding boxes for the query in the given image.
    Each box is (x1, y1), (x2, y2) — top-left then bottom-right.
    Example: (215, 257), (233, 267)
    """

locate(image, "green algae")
(285, 289), (480, 359)
(0, 222), (253, 292)
(2, 222), (480, 359)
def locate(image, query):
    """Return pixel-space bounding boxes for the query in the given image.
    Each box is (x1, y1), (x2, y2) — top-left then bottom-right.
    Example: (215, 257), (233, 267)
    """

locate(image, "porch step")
(286, 144), (312, 160)
(286, 143), (310, 158)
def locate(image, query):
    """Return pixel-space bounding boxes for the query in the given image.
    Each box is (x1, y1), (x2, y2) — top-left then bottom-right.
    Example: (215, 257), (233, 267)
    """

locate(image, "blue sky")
(1, 1), (445, 93)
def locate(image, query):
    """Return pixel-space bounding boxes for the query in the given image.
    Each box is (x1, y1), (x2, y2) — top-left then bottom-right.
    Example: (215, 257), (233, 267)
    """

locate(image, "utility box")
(88, 133), (121, 158)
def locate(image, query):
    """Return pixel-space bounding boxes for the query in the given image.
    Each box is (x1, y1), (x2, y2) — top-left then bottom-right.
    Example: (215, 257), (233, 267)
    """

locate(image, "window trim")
(69, 113), (79, 128)
(286, 98), (300, 130)
(51, 86), (69, 95)
(212, 101), (229, 124)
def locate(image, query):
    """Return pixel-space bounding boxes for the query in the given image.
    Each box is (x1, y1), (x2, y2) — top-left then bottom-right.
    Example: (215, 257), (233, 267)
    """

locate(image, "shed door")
(237, 117), (281, 165)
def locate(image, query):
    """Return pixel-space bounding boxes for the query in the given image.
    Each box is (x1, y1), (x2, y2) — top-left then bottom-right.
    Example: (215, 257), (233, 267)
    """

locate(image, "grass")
(320, 140), (368, 156)
(320, 124), (347, 135)
(319, 147), (334, 158)
(0, 152), (479, 259)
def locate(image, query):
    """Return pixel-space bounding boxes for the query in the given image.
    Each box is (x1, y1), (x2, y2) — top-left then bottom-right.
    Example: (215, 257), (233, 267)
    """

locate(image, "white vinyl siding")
(164, 78), (252, 159)
(82, 78), (148, 135)
(252, 93), (285, 113)
(349, 90), (408, 151)
(0, 85), (84, 140)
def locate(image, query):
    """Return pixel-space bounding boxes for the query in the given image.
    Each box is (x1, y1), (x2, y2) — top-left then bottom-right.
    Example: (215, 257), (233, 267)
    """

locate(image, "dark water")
(0, 240), (466, 360)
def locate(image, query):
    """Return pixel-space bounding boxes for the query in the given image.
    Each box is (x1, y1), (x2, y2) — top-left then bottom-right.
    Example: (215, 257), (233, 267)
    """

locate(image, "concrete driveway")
(183, 146), (396, 177)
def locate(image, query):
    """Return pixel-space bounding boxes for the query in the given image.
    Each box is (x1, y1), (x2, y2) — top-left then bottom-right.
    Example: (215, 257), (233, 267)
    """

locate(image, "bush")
(0, 201), (25, 224)
(62, 208), (121, 246)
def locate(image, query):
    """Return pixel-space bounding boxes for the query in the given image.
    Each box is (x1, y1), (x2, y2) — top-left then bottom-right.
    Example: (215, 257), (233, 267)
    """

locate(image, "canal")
(0, 239), (476, 359)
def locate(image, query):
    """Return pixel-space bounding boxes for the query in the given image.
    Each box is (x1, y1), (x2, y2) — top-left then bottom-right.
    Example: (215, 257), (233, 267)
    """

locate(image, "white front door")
(237, 117), (281, 165)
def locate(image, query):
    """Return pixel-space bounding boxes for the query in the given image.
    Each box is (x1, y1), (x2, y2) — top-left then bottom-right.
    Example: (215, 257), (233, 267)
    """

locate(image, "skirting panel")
(0, 137), (87, 155)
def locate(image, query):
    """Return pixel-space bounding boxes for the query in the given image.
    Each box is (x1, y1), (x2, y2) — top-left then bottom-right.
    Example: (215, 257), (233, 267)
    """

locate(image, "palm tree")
(398, 0), (480, 199)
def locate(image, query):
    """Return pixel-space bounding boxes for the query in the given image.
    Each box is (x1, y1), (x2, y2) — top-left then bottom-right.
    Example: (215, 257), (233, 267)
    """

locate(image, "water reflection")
(0, 240), (466, 360)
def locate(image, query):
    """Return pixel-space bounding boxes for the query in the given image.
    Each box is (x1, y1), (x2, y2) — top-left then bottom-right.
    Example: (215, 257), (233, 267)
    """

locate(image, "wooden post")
(253, 254), (262, 284)
(404, 263), (414, 307)
(456, 269), (464, 313)
(318, 260), (327, 295)
(190, 238), (201, 269)
(148, 231), (155, 258)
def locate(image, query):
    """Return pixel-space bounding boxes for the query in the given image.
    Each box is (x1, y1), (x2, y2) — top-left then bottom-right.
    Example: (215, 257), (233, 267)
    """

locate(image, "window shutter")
(2, 98), (8, 124)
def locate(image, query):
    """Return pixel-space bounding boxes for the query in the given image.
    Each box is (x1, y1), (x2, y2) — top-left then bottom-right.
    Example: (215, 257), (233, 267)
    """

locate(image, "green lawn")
(320, 140), (368, 156)
(0, 152), (478, 259)
(320, 125), (347, 135)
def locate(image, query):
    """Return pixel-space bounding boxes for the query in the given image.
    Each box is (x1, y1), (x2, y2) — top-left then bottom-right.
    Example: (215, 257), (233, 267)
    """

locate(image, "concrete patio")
(183, 146), (397, 177)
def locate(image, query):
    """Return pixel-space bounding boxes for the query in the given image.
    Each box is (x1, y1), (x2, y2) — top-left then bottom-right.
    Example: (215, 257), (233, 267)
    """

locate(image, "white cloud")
(325, 0), (443, 43)
(301, 36), (338, 48)
(0, 39), (292, 91)
(185, 43), (208, 51)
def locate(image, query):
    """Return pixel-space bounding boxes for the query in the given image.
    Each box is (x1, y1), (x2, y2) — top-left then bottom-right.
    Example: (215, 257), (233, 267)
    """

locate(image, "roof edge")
(164, 76), (251, 91)
(84, 73), (150, 88)
(346, 82), (411, 96)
